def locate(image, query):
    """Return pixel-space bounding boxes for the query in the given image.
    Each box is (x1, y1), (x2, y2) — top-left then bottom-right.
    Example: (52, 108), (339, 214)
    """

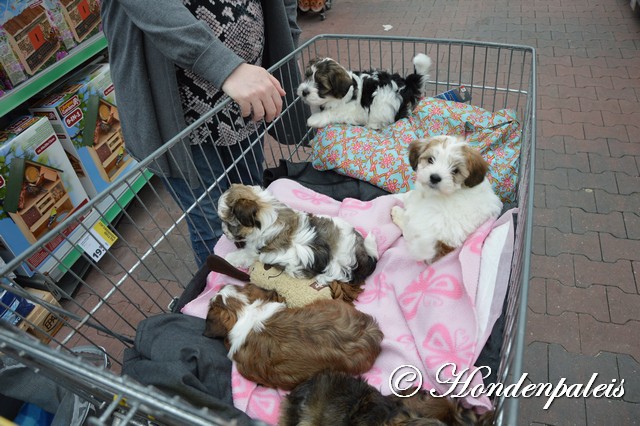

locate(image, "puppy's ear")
(232, 199), (262, 228)
(462, 145), (489, 187)
(408, 139), (430, 171)
(203, 298), (233, 338)
(243, 283), (285, 304)
(329, 65), (354, 99)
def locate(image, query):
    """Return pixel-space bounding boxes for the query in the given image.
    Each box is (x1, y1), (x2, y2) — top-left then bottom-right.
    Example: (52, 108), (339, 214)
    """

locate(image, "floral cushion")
(310, 97), (522, 204)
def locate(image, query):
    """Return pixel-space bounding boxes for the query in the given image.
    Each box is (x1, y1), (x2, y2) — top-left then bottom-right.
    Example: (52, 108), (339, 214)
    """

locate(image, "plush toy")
(206, 254), (363, 308)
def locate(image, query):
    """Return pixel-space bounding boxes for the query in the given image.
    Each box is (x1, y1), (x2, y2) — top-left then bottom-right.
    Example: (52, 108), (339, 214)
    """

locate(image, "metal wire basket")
(0, 35), (535, 425)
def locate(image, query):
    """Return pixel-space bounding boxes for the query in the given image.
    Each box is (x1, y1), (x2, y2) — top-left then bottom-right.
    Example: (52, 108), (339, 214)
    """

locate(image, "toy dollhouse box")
(57, 0), (101, 44)
(0, 0), (77, 91)
(0, 116), (90, 276)
(30, 62), (135, 198)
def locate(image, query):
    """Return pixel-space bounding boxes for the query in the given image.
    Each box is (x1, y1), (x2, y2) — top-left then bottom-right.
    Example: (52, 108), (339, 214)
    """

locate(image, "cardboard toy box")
(30, 62), (135, 198)
(17, 287), (64, 343)
(57, 0), (102, 44)
(0, 0), (78, 91)
(0, 115), (90, 276)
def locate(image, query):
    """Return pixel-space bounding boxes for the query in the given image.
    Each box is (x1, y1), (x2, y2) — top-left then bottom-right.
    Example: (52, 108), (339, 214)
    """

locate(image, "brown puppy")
(204, 284), (383, 391)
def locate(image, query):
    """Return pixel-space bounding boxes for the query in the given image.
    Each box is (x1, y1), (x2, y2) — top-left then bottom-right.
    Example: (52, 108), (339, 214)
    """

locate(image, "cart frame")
(0, 34), (535, 425)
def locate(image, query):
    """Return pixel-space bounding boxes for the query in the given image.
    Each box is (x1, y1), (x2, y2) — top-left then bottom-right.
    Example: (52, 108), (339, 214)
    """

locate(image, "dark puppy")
(280, 371), (494, 426)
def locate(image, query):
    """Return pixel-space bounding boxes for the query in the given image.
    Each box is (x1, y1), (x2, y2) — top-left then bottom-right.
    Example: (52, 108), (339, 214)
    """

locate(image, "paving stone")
(600, 233), (640, 262)
(564, 137), (610, 155)
(540, 121), (585, 139)
(534, 207), (572, 233)
(526, 309), (581, 353)
(547, 280), (609, 322)
(535, 169), (569, 188)
(588, 153), (638, 176)
(571, 209), (626, 238)
(585, 397), (640, 426)
(523, 341), (549, 383)
(543, 151), (590, 173)
(617, 354), (640, 403)
(575, 75), (614, 90)
(578, 98), (622, 114)
(548, 345), (620, 395)
(545, 228), (602, 261)
(579, 314), (640, 363)
(582, 122), (630, 141)
(594, 190), (640, 214)
(517, 380), (587, 426)
(623, 212), (640, 240)
(573, 256), (637, 293)
(534, 183), (546, 209)
(528, 278), (547, 314)
(530, 253), (575, 285)
(608, 287), (640, 324)
(531, 225), (546, 255)
(545, 186), (597, 212)
(567, 170), (618, 193)
(616, 173), (640, 196)
(619, 99), (640, 114)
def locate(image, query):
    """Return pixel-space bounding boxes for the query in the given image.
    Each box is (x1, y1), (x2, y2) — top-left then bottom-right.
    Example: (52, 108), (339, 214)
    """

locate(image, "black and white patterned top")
(177, 0), (265, 145)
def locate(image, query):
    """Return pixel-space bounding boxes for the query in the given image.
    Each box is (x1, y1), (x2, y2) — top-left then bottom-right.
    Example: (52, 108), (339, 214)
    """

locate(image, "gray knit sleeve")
(106, 0), (244, 88)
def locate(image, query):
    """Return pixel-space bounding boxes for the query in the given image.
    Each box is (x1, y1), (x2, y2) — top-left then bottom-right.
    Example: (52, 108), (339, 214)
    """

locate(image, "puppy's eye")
(427, 156), (434, 164)
(452, 168), (459, 175)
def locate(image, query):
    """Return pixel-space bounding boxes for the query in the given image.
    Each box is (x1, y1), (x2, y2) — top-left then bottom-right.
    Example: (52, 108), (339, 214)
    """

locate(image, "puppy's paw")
(225, 250), (255, 269)
(391, 206), (406, 229)
(307, 113), (331, 128)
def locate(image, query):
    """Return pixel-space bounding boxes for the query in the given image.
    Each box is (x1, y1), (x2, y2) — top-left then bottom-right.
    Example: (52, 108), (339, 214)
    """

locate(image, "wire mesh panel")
(0, 35), (535, 425)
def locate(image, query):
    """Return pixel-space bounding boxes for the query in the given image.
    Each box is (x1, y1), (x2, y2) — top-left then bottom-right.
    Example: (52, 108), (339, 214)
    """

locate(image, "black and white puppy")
(218, 184), (378, 286)
(297, 53), (432, 129)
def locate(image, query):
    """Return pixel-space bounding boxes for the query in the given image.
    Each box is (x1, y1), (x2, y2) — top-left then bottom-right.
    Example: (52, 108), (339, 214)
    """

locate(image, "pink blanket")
(182, 179), (516, 424)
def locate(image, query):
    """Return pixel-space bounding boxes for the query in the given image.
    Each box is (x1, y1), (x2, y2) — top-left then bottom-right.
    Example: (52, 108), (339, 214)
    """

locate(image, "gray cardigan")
(100, 0), (299, 187)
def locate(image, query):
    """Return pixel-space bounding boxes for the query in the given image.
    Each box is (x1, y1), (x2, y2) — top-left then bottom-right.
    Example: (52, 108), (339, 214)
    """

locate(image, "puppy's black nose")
(430, 174), (442, 184)
(302, 89), (310, 97)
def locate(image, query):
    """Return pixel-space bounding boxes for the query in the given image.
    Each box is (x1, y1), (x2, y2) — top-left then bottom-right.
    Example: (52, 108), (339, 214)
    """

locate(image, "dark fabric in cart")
(0, 354), (94, 426)
(122, 313), (255, 424)
(263, 160), (390, 201)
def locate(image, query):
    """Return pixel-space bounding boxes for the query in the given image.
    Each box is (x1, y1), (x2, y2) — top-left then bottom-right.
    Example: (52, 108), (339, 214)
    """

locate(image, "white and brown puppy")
(297, 53), (432, 129)
(204, 284), (383, 391)
(391, 136), (503, 264)
(218, 184), (378, 286)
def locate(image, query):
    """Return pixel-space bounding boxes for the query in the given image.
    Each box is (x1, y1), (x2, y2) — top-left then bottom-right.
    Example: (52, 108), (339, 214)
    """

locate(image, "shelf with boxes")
(0, 0), (105, 115)
(0, 2), (151, 302)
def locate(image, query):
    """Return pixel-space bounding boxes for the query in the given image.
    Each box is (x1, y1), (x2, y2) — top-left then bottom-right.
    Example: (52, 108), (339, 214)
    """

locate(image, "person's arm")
(107, 0), (241, 89)
(106, 0), (285, 121)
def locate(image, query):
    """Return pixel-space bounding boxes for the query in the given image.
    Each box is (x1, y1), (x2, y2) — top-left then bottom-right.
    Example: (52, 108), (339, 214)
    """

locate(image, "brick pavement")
(297, 1), (640, 424)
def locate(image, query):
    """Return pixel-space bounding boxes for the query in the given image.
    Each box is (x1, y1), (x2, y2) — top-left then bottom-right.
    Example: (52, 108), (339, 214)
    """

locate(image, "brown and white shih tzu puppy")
(391, 136), (503, 264)
(280, 370), (494, 426)
(297, 53), (432, 129)
(204, 284), (383, 391)
(218, 184), (378, 286)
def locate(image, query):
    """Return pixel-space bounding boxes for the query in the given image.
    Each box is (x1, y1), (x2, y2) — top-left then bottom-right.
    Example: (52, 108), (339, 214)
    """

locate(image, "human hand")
(222, 63), (286, 122)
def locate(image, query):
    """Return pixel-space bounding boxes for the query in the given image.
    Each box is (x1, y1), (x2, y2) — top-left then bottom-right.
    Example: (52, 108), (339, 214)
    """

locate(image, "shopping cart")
(0, 35), (535, 425)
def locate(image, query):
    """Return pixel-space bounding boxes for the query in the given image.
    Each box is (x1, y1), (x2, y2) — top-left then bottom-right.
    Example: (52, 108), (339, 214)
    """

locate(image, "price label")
(78, 221), (118, 262)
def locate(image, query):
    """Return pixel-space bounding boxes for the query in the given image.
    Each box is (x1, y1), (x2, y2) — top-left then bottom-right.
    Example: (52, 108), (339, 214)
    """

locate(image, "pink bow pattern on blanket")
(182, 179), (515, 424)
